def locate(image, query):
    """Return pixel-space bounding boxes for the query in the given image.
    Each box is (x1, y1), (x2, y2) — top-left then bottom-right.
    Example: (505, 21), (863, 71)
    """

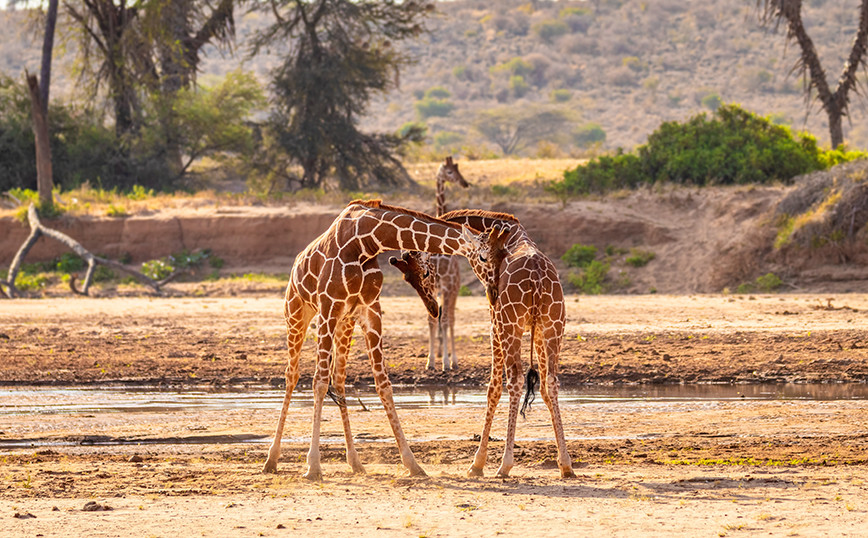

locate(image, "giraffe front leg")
(303, 311), (337, 482)
(426, 315), (438, 370)
(333, 317), (365, 475)
(362, 304), (426, 477)
(263, 296), (309, 474)
(470, 320), (504, 477)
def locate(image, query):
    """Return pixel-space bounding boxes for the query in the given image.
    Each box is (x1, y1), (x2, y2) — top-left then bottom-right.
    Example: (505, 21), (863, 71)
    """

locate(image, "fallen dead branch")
(1, 204), (185, 298)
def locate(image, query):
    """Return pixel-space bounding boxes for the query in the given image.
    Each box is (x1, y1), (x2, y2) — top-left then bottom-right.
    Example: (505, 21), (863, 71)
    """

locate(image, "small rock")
(276, 524), (286, 529)
(128, 455), (144, 463)
(13, 512), (36, 519)
(82, 501), (111, 512)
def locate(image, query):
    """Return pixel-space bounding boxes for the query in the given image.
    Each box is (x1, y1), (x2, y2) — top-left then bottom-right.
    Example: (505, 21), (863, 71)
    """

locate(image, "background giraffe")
(262, 199), (502, 480)
(427, 156), (470, 370)
(440, 209), (575, 479)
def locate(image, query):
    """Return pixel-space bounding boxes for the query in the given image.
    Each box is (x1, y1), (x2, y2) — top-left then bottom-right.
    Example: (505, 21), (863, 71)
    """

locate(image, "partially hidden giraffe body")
(262, 199), (502, 480)
(427, 157), (469, 370)
(439, 209), (576, 478)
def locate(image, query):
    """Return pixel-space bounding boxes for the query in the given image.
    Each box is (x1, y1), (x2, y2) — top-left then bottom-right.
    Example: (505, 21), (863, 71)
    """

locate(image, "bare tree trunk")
(828, 107), (844, 149)
(26, 74), (54, 210)
(40, 0), (59, 114)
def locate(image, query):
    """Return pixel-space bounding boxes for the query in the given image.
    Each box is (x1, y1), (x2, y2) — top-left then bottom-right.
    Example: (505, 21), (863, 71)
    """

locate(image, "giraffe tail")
(520, 362), (539, 419)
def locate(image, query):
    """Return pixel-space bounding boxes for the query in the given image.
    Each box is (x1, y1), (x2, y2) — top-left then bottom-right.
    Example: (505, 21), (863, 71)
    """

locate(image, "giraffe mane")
(347, 199), (466, 231)
(439, 208), (520, 224)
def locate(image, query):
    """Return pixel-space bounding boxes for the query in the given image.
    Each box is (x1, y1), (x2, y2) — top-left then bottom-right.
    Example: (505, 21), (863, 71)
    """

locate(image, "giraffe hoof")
(561, 468), (577, 479)
(408, 466), (427, 477)
(351, 463), (367, 475)
(302, 469), (323, 482)
(262, 459), (278, 474)
(495, 470), (511, 478)
(467, 466), (484, 478)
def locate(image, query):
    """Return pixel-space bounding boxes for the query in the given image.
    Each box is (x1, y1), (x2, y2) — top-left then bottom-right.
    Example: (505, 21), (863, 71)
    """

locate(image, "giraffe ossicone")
(261, 199), (504, 480)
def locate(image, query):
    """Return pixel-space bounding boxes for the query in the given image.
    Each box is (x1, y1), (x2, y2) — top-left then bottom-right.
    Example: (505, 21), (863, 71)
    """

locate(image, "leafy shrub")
(550, 104), (859, 196)
(56, 253), (85, 273)
(625, 248), (656, 267)
(573, 123), (606, 148)
(458, 285), (471, 297)
(141, 259), (175, 280)
(509, 75), (529, 98)
(424, 86), (451, 99)
(106, 204), (129, 218)
(415, 98), (454, 119)
(550, 89), (572, 103)
(562, 244), (598, 268)
(434, 131), (464, 150)
(737, 272), (783, 294)
(701, 92), (723, 111)
(490, 57), (533, 78)
(14, 272), (49, 292)
(532, 19), (569, 42)
(567, 260), (610, 294)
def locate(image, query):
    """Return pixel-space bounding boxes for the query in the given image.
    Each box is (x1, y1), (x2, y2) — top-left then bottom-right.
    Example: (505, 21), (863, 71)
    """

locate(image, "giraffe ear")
(445, 156), (453, 165)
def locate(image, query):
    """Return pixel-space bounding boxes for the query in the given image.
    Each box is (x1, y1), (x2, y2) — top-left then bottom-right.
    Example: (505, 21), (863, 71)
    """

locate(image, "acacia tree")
(63, 0), (240, 181)
(473, 106), (570, 155)
(758, 0), (868, 148)
(254, 0), (433, 190)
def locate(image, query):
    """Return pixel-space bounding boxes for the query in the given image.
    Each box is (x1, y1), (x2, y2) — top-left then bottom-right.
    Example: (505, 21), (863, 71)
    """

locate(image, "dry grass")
(0, 159), (583, 218)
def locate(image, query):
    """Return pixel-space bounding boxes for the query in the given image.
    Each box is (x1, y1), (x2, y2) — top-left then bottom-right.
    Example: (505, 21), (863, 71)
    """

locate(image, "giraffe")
(427, 156), (470, 370)
(433, 209), (575, 478)
(261, 199), (504, 480)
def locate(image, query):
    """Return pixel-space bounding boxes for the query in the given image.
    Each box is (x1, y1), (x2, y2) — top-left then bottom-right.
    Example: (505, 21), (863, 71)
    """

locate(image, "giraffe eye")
(423, 269), (430, 278)
(479, 255), (487, 263)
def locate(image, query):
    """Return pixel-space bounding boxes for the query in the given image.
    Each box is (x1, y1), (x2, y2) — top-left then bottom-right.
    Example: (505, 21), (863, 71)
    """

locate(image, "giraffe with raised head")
(427, 156), (470, 370)
(431, 209), (574, 478)
(261, 199), (503, 480)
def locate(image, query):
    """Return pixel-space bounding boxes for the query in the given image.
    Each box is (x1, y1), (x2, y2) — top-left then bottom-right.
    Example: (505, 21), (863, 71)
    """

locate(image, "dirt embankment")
(0, 184), (790, 294)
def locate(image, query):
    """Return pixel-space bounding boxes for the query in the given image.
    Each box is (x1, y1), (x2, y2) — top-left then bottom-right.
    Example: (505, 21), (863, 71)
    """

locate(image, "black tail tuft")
(326, 384), (347, 409)
(520, 366), (539, 418)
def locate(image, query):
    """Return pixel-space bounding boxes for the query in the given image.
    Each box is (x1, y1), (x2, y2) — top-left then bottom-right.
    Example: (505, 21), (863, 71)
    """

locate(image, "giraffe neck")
(352, 203), (476, 258)
(435, 169), (447, 217)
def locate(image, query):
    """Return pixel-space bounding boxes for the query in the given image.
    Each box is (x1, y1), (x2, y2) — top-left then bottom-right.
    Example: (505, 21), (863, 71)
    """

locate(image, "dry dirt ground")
(2, 293), (868, 537)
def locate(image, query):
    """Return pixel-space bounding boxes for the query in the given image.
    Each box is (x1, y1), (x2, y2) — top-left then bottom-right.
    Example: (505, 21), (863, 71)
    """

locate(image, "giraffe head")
(437, 156), (469, 188)
(390, 251), (441, 319)
(472, 223), (512, 306)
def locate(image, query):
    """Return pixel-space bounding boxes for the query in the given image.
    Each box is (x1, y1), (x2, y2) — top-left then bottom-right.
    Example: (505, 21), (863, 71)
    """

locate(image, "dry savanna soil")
(2, 293), (868, 537)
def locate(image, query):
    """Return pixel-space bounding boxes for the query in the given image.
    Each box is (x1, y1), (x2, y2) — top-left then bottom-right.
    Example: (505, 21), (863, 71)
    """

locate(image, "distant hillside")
(2, 0), (867, 157)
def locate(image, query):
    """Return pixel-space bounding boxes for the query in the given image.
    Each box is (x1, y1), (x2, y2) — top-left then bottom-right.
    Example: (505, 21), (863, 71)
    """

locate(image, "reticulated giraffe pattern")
(440, 209), (576, 479)
(428, 156), (469, 370)
(261, 199), (503, 480)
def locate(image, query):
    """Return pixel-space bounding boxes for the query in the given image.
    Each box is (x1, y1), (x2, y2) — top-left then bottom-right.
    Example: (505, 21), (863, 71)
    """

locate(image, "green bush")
(625, 248), (656, 268)
(532, 19), (569, 42)
(56, 253), (85, 273)
(567, 260), (609, 294)
(549, 104), (860, 197)
(573, 123), (606, 148)
(141, 259), (175, 280)
(736, 272), (783, 294)
(415, 98), (454, 119)
(424, 86), (451, 99)
(562, 244), (598, 268)
(550, 89), (572, 103)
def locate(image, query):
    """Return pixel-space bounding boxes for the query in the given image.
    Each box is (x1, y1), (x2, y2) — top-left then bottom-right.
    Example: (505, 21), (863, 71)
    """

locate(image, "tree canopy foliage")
(251, 0), (433, 190)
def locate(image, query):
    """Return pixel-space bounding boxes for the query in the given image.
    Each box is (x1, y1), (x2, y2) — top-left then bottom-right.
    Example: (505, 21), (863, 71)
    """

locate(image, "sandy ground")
(2, 293), (868, 536)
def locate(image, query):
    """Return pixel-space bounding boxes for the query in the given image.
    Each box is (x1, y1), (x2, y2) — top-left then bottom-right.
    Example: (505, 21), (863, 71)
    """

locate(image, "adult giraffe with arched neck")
(262, 199), (504, 480)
